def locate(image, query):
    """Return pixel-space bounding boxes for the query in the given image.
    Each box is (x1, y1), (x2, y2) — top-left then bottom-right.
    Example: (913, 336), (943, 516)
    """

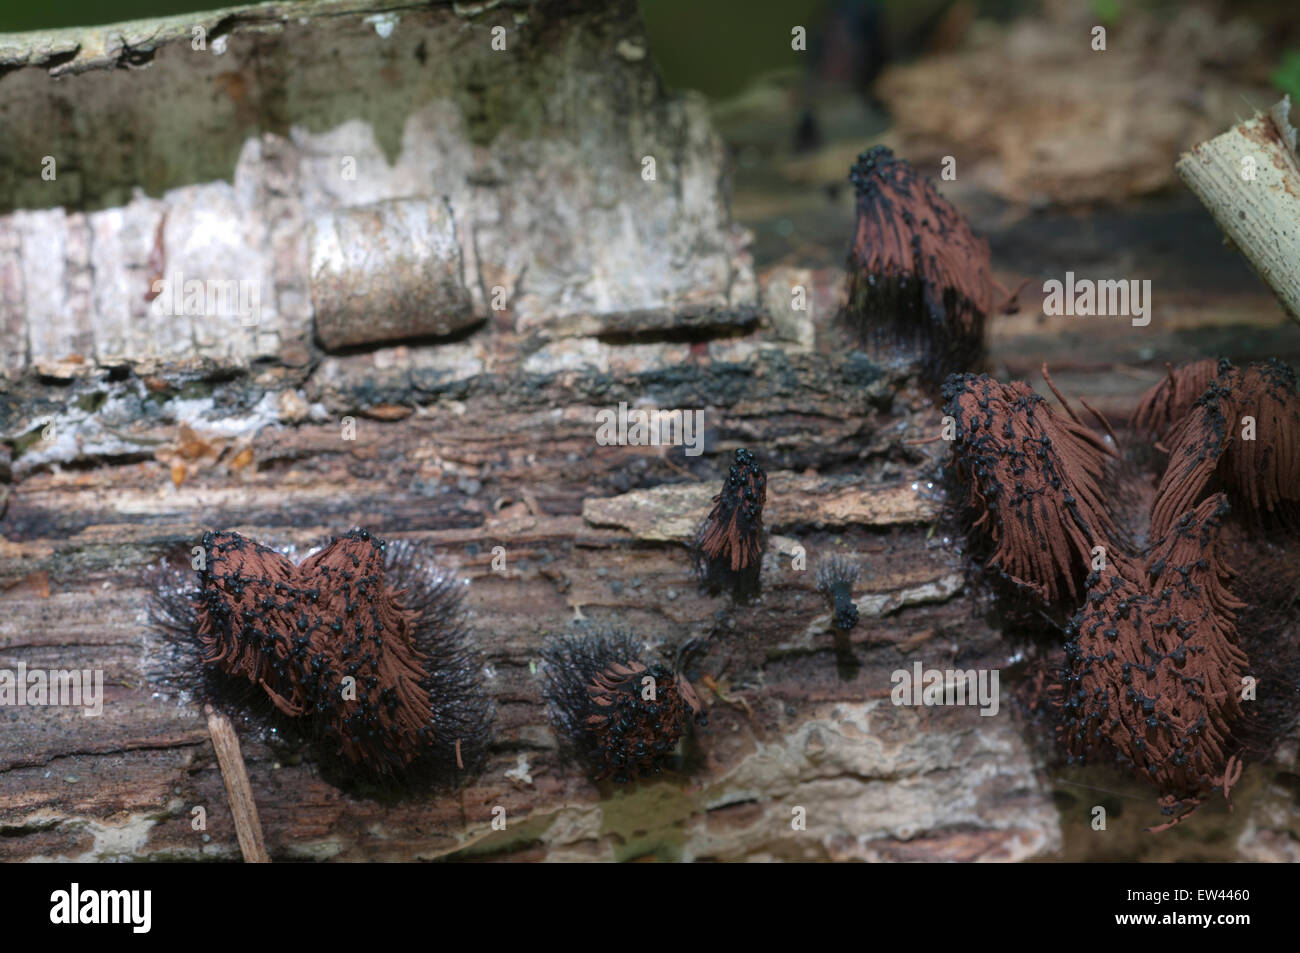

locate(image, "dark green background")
(1, 1), (1295, 100)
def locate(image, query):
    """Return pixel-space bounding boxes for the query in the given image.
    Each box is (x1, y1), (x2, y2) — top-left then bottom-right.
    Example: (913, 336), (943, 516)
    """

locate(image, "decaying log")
(3, 314), (1297, 861)
(0, 0), (755, 378)
(1, 0), (1299, 864)
(0, 300), (1073, 862)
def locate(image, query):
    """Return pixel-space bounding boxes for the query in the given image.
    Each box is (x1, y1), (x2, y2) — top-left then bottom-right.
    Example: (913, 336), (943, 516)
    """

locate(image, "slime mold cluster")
(151, 528), (493, 787)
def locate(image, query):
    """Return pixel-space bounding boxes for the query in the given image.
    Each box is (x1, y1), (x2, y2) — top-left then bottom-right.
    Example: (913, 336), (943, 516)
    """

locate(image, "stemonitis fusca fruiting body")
(842, 146), (999, 381)
(942, 372), (1120, 606)
(944, 359), (1300, 828)
(542, 628), (706, 783)
(150, 528), (494, 787)
(694, 448), (768, 601)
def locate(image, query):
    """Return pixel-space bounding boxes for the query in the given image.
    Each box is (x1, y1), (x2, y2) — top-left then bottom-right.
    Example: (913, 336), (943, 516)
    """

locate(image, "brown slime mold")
(1059, 496), (1248, 830)
(150, 528), (494, 786)
(694, 448), (767, 600)
(542, 629), (707, 783)
(941, 372), (1119, 605)
(843, 146), (996, 381)
(1150, 358), (1300, 537)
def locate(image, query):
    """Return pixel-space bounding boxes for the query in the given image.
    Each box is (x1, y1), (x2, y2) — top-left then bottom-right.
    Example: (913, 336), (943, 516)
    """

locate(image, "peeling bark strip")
(581, 476), (937, 543)
(0, 0), (755, 376)
(1177, 97), (1300, 326)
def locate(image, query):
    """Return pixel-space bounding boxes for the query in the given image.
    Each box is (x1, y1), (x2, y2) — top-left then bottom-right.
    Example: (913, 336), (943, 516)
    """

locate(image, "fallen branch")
(1176, 96), (1300, 326)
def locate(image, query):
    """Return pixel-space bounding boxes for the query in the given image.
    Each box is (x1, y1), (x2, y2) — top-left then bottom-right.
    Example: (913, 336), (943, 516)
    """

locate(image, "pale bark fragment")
(582, 476), (939, 543)
(1176, 97), (1300, 326)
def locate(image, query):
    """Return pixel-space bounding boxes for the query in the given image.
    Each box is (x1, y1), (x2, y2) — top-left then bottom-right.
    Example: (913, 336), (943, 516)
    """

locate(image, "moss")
(74, 390), (106, 413)
(9, 422), (48, 458)
(439, 812), (553, 861)
(599, 780), (695, 863)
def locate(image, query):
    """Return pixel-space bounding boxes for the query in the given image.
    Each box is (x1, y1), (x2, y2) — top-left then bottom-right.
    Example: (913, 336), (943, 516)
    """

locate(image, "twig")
(204, 704), (271, 863)
(1176, 96), (1300, 326)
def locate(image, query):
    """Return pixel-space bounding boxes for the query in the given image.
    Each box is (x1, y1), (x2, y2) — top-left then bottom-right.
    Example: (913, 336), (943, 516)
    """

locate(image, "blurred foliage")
(638, 0), (831, 99)
(0, 1), (233, 32)
(1273, 50), (1300, 100)
(1090, 0), (1122, 25)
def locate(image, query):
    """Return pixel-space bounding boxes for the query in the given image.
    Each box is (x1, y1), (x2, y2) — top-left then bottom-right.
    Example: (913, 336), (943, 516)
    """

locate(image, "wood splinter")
(204, 704), (271, 864)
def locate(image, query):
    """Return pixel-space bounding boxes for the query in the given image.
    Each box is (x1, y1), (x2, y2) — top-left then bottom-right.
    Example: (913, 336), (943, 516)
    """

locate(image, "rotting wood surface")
(2, 0), (1300, 863)
(2, 304), (1299, 862)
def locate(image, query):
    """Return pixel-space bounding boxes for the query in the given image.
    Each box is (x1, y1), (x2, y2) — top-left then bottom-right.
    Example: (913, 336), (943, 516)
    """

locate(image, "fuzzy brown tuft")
(149, 529), (494, 787)
(942, 373), (1119, 605)
(842, 146), (994, 381)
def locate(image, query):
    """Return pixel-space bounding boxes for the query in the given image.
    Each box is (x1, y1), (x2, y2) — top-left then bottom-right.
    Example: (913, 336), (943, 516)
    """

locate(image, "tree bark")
(1, 0), (1299, 863)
